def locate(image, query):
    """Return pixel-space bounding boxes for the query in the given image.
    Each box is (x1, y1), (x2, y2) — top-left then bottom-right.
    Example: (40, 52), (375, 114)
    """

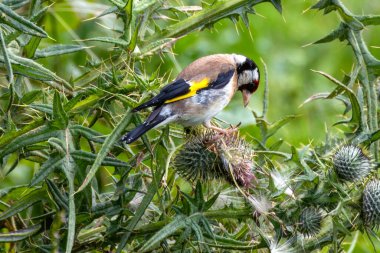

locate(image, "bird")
(122, 54), (260, 144)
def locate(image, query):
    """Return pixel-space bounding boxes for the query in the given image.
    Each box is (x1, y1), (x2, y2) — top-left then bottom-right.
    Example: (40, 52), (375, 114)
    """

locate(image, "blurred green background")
(2, 0), (380, 251)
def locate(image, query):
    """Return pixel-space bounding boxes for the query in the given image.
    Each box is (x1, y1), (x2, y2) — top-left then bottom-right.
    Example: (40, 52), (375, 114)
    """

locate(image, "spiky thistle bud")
(172, 130), (255, 188)
(298, 207), (323, 237)
(362, 180), (380, 228)
(332, 145), (372, 181)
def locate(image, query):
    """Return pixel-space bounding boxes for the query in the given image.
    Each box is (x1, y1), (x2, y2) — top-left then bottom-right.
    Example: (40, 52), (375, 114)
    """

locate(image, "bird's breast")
(167, 82), (235, 126)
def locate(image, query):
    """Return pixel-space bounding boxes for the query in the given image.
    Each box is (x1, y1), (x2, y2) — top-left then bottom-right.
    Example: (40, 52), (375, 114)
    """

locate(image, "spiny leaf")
(0, 224), (41, 242)
(51, 91), (69, 129)
(0, 26), (13, 84)
(71, 150), (129, 167)
(4, 5), (49, 44)
(69, 125), (106, 144)
(46, 178), (69, 211)
(30, 155), (63, 186)
(0, 52), (73, 93)
(312, 69), (363, 131)
(0, 125), (58, 159)
(60, 129), (76, 253)
(2, 0), (30, 10)
(0, 118), (45, 148)
(256, 0), (282, 14)
(117, 145), (168, 253)
(266, 115), (298, 139)
(95, 6), (119, 19)
(34, 44), (88, 59)
(107, 0), (126, 8)
(313, 22), (348, 44)
(0, 3), (47, 37)
(76, 111), (132, 192)
(84, 37), (129, 47)
(300, 93), (350, 114)
(0, 189), (47, 221)
(358, 15), (380, 26)
(139, 213), (203, 252)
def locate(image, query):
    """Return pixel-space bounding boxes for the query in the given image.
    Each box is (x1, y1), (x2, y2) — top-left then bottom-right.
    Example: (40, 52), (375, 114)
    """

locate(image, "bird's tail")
(122, 123), (153, 144)
(122, 107), (166, 144)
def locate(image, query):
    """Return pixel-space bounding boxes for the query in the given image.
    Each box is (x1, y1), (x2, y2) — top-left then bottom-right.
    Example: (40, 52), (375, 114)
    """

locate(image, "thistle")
(362, 180), (380, 228)
(332, 145), (372, 182)
(172, 130), (255, 188)
(298, 207), (323, 237)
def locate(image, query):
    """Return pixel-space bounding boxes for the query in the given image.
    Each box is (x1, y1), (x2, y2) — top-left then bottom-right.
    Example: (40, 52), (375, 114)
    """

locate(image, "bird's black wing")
(132, 79), (190, 112)
(206, 69), (235, 90)
(132, 69), (235, 112)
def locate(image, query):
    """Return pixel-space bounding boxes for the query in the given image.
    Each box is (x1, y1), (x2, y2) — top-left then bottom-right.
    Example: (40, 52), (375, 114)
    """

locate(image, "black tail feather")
(122, 107), (166, 144)
(122, 123), (153, 144)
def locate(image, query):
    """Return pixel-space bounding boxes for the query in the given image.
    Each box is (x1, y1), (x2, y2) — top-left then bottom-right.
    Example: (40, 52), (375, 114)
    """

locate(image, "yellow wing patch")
(165, 78), (210, 103)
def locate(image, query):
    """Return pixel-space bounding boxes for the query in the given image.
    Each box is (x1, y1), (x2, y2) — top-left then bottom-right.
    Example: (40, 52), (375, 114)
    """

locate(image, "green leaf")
(69, 125), (106, 144)
(46, 178), (69, 211)
(358, 15), (380, 26)
(29, 103), (53, 115)
(312, 69), (363, 131)
(117, 145), (168, 253)
(34, 44), (88, 59)
(0, 117), (45, 149)
(60, 129), (76, 253)
(30, 155), (63, 186)
(0, 52), (73, 93)
(313, 22), (348, 44)
(204, 192), (220, 211)
(256, 0), (282, 13)
(300, 93), (350, 113)
(139, 214), (202, 252)
(52, 91), (69, 129)
(0, 26), (13, 84)
(0, 189), (47, 221)
(0, 125), (58, 159)
(71, 150), (129, 167)
(24, 36), (42, 59)
(76, 111), (132, 192)
(0, 224), (41, 242)
(266, 115), (298, 139)
(107, 0), (126, 8)
(20, 90), (43, 104)
(84, 37), (129, 47)
(0, 3), (47, 37)
(2, 0), (30, 10)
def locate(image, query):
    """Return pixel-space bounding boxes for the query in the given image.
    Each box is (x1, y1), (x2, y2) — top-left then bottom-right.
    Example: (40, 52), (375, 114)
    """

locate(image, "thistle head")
(362, 179), (380, 229)
(332, 145), (373, 182)
(172, 130), (255, 188)
(298, 207), (323, 237)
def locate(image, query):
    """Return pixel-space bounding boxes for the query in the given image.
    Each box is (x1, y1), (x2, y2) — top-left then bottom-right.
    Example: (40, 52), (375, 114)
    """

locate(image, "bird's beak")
(242, 89), (251, 107)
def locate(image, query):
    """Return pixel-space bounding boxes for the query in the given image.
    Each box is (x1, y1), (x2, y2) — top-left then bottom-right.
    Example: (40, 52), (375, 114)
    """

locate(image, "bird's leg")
(203, 121), (238, 136)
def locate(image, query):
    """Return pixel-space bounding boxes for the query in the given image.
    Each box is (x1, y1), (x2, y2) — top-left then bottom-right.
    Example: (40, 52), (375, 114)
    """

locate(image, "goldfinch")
(122, 54), (260, 144)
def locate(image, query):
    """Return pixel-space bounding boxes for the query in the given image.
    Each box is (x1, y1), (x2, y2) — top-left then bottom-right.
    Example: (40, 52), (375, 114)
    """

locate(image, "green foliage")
(0, 0), (380, 252)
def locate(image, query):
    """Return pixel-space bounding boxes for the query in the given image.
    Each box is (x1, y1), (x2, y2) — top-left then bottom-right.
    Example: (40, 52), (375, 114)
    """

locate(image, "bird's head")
(233, 55), (260, 107)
